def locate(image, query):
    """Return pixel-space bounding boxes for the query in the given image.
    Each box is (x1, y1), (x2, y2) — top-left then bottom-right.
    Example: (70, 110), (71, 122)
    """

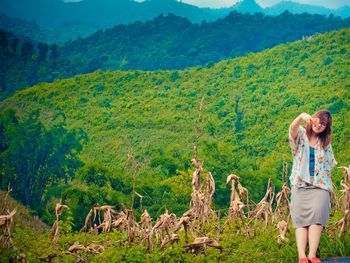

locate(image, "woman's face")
(312, 117), (327, 134)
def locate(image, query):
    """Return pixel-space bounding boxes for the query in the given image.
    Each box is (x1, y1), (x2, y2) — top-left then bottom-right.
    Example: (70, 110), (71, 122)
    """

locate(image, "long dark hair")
(305, 110), (332, 150)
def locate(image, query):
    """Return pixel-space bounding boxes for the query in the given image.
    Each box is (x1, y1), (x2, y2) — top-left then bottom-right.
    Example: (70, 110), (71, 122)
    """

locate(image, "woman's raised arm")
(290, 112), (312, 140)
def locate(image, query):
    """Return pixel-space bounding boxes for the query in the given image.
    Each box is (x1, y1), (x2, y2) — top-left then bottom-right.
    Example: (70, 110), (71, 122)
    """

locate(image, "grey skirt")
(290, 186), (331, 228)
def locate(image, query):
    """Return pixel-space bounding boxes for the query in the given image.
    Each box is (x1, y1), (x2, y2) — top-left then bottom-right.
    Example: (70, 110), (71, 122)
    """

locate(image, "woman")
(289, 110), (337, 263)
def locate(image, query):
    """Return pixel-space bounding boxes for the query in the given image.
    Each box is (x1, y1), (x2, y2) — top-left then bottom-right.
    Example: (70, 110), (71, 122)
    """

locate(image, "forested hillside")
(1, 28), (349, 231)
(0, 0), (225, 34)
(0, 13), (99, 44)
(1, 12), (350, 99)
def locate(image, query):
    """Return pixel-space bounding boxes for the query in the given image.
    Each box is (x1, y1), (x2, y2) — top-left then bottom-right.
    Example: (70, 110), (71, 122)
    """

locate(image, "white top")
(289, 125), (337, 192)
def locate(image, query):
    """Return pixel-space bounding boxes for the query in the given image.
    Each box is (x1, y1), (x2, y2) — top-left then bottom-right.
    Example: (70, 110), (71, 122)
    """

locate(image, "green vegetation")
(0, 109), (84, 213)
(0, 28), (350, 235)
(1, 191), (349, 262)
(2, 12), (350, 98)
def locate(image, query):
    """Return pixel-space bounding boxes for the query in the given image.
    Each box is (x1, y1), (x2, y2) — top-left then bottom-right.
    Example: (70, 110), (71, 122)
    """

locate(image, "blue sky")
(180, 0), (350, 9)
(64, 0), (350, 9)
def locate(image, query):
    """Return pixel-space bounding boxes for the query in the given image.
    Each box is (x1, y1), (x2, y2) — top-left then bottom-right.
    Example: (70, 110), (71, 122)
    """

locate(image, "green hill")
(2, 12), (350, 100)
(0, 28), (350, 228)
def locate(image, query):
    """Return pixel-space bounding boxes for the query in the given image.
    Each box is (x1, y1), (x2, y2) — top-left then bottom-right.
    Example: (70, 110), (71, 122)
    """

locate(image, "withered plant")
(339, 166), (350, 183)
(51, 203), (68, 244)
(127, 209), (137, 244)
(340, 180), (350, 211)
(152, 209), (177, 246)
(226, 174), (247, 221)
(161, 233), (180, 249)
(336, 209), (349, 238)
(250, 178), (275, 225)
(140, 209), (153, 251)
(275, 183), (291, 217)
(175, 216), (191, 242)
(111, 211), (128, 231)
(0, 208), (17, 247)
(183, 236), (222, 254)
(80, 205), (116, 233)
(276, 220), (289, 243)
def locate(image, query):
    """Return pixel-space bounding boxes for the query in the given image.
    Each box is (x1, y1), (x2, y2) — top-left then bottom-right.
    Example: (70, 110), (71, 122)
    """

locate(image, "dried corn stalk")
(339, 166), (350, 183)
(81, 205), (116, 233)
(189, 190), (207, 222)
(252, 200), (270, 225)
(0, 208), (17, 246)
(68, 241), (104, 255)
(161, 233), (180, 249)
(86, 244), (105, 254)
(175, 216), (191, 241)
(275, 183), (291, 217)
(226, 174), (247, 220)
(184, 237), (222, 254)
(68, 241), (86, 253)
(340, 180), (350, 211)
(276, 220), (289, 243)
(90, 224), (98, 235)
(188, 161), (216, 223)
(140, 209), (152, 231)
(80, 206), (97, 233)
(111, 211), (128, 231)
(0, 185), (12, 215)
(152, 209), (177, 245)
(205, 172), (215, 210)
(250, 178), (275, 225)
(237, 183), (249, 212)
(191, 144), (203, 192)
(51, 203), (68, 244)
(336, 209), (349, 238)
(127, 209), (137, 244)
(140, 209), (153, 252)
(100, 205), (114, 233)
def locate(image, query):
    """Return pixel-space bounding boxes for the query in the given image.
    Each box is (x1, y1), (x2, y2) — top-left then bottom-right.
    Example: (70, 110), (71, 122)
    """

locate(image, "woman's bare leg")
(296, 227), (308, 259)
(308, 224), (323, 258)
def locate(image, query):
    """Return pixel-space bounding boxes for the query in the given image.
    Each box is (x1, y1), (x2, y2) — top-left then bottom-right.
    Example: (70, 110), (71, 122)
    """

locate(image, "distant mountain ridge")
(264, 1), (350, 17)
(229, 0), (264, 14)
(2, 11), (350, 98)
(0, 0), (349, 43)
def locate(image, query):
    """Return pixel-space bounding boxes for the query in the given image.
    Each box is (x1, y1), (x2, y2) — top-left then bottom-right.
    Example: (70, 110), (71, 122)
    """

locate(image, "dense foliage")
(0, 0), (225, 37)
(1, 191), (350, 263)
(0, 0), (349, 44)
(0, 13), (99, 44)
(1, 12), (350, 99)
(1, 28), (349, 229)
(61, 12), (350, 71)
(0, 109), (85, 213)
(0, 29), (75, 100)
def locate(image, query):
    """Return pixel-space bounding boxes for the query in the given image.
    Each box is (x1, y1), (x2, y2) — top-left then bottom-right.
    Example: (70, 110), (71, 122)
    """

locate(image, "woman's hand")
(299, 112), (313, 125)
(289, 112), (312, 143)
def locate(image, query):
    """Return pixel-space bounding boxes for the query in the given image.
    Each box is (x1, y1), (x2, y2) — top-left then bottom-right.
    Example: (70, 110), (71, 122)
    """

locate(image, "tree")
(0, 31), (8, 51)
(0, 110), (84, 212)
(38, 42), (49, 62)
(11, 38), (19, 54)
(50, 44), (59, 60)
(21, 41), (34, 61)
(0, 74), (6, 92)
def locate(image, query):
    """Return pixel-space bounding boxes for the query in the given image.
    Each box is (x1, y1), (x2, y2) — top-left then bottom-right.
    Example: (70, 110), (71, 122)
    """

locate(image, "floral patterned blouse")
(289, 125), (337, 192)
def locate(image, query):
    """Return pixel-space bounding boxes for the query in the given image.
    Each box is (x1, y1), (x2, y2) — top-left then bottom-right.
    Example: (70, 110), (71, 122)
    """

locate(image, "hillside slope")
(1, 29), (350, 225)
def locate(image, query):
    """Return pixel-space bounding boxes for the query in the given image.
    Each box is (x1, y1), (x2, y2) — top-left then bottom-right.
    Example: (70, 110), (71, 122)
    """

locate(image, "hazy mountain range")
(2, 11), (349, 98)
(0, 0), (349, 43)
